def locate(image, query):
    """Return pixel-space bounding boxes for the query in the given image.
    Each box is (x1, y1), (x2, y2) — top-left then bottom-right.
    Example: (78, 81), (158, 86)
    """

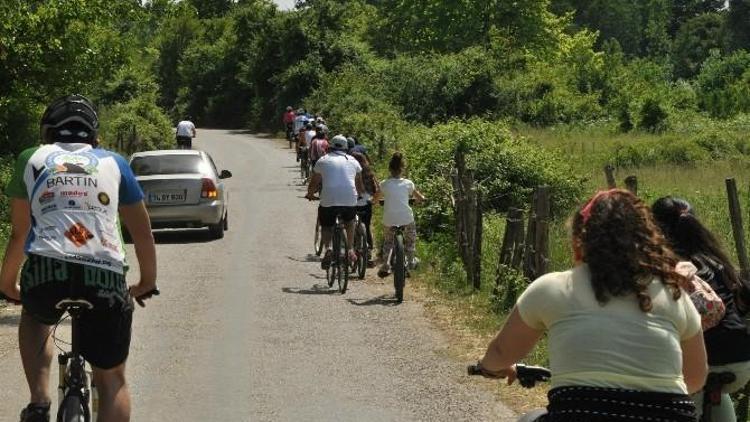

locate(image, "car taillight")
(201, 178), (218, 199)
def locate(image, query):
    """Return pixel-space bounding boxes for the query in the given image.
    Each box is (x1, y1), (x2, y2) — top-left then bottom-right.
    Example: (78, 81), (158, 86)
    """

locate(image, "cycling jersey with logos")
(5, 143), (144, 274)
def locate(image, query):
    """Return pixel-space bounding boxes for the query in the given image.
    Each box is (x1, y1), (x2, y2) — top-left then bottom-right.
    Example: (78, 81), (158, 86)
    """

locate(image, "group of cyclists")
(283, 107), (425, 290)
(285, 103), (750, 421)
(1, 96), (748, 422)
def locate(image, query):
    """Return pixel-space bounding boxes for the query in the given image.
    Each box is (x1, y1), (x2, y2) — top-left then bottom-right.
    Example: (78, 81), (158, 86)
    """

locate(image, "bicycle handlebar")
(2, 288), (160, 308)
(467, 363), (551, 388)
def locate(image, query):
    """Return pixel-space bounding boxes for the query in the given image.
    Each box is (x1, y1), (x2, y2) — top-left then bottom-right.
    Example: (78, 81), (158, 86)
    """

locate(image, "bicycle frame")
(56, 299), (95, 422)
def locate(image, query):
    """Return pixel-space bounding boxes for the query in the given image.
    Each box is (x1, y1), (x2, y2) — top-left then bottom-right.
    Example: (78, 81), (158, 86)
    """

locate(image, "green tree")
(672, 13), (727, 78)
(188, 0), (233, 18)
(728, 0), (750, 50)
(669, 0), (724, 33)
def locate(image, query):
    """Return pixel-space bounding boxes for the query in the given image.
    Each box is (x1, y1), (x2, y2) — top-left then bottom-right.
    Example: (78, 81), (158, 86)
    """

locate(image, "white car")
(129, 150), (232, 239)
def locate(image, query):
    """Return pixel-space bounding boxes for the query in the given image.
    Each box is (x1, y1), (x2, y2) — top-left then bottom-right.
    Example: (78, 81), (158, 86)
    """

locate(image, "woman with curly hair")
(477, 189), (707, 421)
(653, 196), (750, 421)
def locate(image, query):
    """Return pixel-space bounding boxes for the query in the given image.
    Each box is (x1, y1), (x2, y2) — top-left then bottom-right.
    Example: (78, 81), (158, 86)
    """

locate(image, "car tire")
(209, 219), (225, 239)
(223, 212), (228, 231)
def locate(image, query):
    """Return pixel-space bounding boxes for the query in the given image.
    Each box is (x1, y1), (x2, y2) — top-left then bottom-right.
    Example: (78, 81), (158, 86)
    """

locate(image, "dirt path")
(0, 130), (514, 421)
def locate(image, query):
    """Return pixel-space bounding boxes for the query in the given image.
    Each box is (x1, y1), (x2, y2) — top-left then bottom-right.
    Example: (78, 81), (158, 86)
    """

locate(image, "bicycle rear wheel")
(338, 227), (349, 294)
(57, 394), (88, 422)
(393, 233), (405, 302)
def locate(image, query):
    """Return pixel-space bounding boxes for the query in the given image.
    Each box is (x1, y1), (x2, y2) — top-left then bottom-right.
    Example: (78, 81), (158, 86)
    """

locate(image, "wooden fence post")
(510, 216), (526, 271)
(726, 178), (750, 279)
(473, 189), (483, 290)
(523, 190), (538, 280)
(624, 175), (638, 195)
(495, 208), (523, 296)
(534, 186), (551, 277)
(726, 178), (750, 421)
(604, 164), (616, 189)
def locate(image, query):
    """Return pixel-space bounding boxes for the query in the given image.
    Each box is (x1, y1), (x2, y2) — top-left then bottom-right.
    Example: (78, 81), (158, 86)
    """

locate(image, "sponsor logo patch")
(60, 190), (88, 198)
(65, 223), (94, 247)
(38, 190), (55, 205)
(46, 151), (99, 175)
(98, 192), (110, 206)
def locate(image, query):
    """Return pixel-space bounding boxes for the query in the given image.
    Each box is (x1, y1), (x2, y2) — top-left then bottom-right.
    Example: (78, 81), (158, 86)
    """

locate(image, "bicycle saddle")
(55, 299), (94, 310)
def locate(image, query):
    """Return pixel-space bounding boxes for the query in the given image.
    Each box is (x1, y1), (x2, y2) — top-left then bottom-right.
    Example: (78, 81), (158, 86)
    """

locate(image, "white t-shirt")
(314, 152), (361, 207)
(304, 130), (316, 145)
(380, 178), (415, 227)
(176, 121), (195, 137)
(517, 265), (701, 393)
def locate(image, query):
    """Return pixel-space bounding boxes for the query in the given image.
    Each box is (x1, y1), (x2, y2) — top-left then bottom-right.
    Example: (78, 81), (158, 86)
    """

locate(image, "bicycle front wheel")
(393, 233), (405, 302)
(356, 223), (367, 279)
(57, 394), (88, 422)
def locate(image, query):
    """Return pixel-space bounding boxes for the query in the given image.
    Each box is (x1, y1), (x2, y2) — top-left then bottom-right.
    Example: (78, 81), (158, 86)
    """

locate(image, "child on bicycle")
(376, 152), (425, 278)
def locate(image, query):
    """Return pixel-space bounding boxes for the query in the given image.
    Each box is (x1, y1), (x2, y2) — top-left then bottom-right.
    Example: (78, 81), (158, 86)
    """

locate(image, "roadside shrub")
(638, 97), (670, 133)
(99, 93), (173, 154)
(0, 157), (13, 251)
(696, 50), (750, 118)
(403, 119), (583, 232)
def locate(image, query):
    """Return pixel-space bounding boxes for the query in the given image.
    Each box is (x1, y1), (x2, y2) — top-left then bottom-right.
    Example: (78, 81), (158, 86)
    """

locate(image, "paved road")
(0, 130), (514, 421)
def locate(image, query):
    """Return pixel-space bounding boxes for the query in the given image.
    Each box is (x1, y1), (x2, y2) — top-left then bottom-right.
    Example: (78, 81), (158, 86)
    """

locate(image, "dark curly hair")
(571, 189), (685, 312)
(652, 196), (748, 313)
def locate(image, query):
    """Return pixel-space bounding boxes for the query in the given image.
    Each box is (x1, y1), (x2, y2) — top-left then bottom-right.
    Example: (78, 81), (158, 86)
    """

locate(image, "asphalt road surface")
(0, 130), (515, 421)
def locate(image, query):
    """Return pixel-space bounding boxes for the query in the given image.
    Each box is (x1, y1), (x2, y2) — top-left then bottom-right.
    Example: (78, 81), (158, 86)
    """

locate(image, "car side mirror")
(219, 170), (232, 179)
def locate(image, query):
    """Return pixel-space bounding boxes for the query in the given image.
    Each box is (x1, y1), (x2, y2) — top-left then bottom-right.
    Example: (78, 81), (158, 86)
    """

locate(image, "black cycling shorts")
(176, 135), (192, 148)
(318, 206), (356, 228)
(21, 254), (134, 369)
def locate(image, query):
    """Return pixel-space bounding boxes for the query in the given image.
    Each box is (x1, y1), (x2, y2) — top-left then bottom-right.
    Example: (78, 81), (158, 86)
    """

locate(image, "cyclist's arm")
(119, 201), (157, 297)
(355, 173), (364, 195)
(307, 172), (322, 196)
(480, 307), (543, 376)
(412, 188), (426, 203)
(0, 198), (31, 301)
(681, 332), (707, 394)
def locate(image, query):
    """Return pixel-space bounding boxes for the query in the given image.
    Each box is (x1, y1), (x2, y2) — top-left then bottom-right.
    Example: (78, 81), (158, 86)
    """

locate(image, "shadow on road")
(307, 273), (328, 280)
(281, 286), (337, 295)
(346, 295), (401, 307)
(0, 312), (21, 326)
(286, 255), (320, 263)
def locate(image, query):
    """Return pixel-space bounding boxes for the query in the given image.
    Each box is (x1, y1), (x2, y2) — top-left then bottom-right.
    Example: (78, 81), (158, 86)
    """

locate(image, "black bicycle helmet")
(40, 94), (99, 144)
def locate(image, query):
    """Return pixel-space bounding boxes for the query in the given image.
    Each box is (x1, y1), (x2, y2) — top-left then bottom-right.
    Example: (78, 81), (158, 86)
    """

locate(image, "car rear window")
(130, 155), (207, 176)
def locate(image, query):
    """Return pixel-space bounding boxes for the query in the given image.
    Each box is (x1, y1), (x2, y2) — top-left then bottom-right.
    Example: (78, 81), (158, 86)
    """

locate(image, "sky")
(273, 0), (295, 10)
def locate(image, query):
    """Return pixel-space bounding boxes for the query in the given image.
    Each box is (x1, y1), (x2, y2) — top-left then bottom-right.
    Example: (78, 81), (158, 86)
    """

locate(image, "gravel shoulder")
(0, 130), (515, 421)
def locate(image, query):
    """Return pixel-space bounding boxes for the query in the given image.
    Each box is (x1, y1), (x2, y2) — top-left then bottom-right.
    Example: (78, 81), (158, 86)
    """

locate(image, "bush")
(99, 93), (174, 154)
(638, 97), (670, 133)
(403, 119), (583, 232)
(696, 50), (750, 118)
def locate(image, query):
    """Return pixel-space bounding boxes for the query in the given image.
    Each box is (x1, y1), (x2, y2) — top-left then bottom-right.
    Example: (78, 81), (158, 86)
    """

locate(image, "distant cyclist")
(653, 197), (750, 421)
(376, 153), (425, 278)
(283, 106), (295, 139)
(0, 95), (158, 422)
(309, 126), (329, 168)
(293, 108), (307, 138)
(175, 117), (196, 149)
(477, 190), (706, 421)
(306, 135), (364, 268)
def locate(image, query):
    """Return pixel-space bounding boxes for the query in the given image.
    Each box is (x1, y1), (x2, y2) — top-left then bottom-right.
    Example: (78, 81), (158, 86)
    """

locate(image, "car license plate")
(149, 190), (186, 204)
